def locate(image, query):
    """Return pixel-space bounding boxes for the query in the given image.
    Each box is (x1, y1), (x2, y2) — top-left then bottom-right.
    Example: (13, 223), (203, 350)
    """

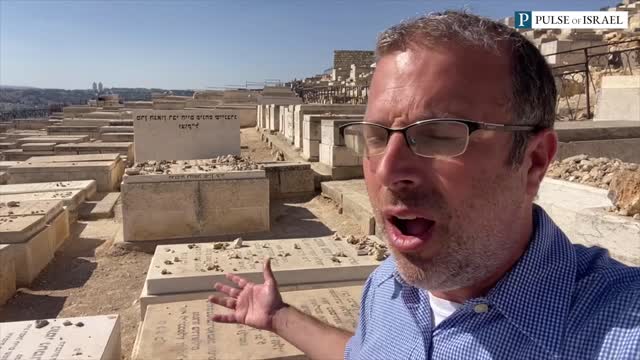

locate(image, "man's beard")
(377, 170), (526, 292)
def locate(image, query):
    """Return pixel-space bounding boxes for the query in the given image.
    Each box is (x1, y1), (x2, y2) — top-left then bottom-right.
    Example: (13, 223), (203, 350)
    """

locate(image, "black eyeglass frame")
(338, 118), (541, 158)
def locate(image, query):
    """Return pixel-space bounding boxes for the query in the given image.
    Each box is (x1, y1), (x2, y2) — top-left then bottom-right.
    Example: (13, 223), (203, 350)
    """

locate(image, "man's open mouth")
(385, 214), (436, 252)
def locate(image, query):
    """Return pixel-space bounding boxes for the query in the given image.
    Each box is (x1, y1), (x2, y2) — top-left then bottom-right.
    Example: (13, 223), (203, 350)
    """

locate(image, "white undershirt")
(427, 291), (463, 327)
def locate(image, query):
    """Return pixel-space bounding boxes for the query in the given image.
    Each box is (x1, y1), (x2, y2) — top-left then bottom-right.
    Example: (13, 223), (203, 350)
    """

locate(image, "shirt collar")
(386, 205), (576, 356)
(486, 204), (575, 356)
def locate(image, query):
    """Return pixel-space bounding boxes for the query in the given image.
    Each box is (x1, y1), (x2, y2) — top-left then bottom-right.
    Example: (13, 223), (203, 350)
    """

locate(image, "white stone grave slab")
(0, 244), (16, 305)
(0, 200), (64, 222)
(122, 168), (269, 242)
(138, 278), (364, 320)
(133, 109), (241, 161)
(8, 159), (123, 192)
(0, 315), (121, 360)
(537, 178), (640, 266)
(145, 237), (382, 295)
(2, 189), (86, 213)
(8, 225), (54, 285)
(22, 142), (56, 151)
(25, 153), (121, 163)
(0, 180), (97, 199)
(0, 214), (47, 243)
(132, 286), (361, 360)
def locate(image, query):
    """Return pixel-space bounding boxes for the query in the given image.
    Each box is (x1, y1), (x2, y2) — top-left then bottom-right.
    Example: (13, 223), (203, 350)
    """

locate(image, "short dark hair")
(376, 10), (556, 165)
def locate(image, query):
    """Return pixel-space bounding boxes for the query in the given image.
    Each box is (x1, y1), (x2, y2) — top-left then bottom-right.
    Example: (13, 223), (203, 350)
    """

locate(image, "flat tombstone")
(0, 180), (97, 199)
(133, 109), (241, 161)
(133, 286), (361, 360)
(0, 214), (47, 243)
(25, 153), (120, 163)
(145, 237), (383, 295)
(0, 244), (16, 305)
(0, 315), (121, 360)
(2, 189), (86, 213)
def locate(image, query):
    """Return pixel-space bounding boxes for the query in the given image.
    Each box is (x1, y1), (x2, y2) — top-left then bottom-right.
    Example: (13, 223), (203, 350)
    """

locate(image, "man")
(210, 11), (640, 359)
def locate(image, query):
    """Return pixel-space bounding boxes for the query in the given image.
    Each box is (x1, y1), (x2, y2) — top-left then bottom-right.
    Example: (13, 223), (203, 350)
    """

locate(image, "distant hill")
(0, 85), (40, 90)
(0, 87), (194, 111)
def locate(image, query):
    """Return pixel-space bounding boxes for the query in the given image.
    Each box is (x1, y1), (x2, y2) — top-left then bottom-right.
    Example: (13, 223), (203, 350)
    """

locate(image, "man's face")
(364, 45), (533, 291)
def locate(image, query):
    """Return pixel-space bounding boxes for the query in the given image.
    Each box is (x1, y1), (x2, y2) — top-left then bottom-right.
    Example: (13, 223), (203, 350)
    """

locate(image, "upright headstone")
(133, 109), (241, 161)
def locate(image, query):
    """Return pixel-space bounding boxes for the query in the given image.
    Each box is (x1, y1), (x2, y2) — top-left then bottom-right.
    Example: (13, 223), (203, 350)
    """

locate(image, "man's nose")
(373, 132), (425, 192)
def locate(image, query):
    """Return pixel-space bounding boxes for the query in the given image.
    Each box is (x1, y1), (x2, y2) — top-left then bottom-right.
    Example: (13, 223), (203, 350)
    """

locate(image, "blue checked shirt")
(345, 205), (640, 359)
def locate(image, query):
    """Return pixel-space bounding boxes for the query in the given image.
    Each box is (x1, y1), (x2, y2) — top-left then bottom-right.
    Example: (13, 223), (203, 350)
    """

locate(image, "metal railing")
(297, 39), (640, 121)
(548, 39), (640, 121)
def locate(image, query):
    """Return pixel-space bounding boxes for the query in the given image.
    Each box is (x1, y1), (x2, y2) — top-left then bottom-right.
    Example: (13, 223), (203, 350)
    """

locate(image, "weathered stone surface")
(26, 153), (121, 163)
(2, 189), (86, 213)
(0, 214), (47, 243)
(0, 199), (64, 222)
(537, 178), (640, 266)
(0, 180), (97, 199)
(101, 132), (134, 142)
(133, 109), (241, 161)
(319, 144), (362, 167)
(8, 225), (54, 285)
(133, 287), (361, 360)
(262, 162), (315, 198)
(8, 159), (123, 192)
(0, 315), (121, 360)
(0, 244), (16, 305)
(54, 142), (133, 160)
(595, 76), (640, 122)
(0, 142), (17, 149)
(0, 161), (21, 171)
(48, 207), (71, 251)
(122, 171), (269, 241)
(21, 142), (56, 151)
(145, 237), (384, 295)
(608, 170), (640, 216)
(80, 192), (120, 220)
(15, 135), (89, 145)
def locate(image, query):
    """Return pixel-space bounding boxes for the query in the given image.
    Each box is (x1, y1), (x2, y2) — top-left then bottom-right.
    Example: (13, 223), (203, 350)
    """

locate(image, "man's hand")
(209, 257), (286, 331)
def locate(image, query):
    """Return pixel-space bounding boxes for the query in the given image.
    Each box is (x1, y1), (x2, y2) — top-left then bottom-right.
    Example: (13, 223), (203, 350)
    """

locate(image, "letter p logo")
(515, 11), (532, 29)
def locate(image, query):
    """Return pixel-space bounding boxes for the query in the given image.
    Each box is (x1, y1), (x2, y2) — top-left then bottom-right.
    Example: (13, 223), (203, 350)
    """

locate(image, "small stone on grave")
(35, 319), (49, 328)
(231, 237), (243, 248)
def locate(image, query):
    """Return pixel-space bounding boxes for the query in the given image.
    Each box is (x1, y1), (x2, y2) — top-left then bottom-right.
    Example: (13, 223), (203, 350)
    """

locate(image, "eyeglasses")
(338, 118), (538, 158)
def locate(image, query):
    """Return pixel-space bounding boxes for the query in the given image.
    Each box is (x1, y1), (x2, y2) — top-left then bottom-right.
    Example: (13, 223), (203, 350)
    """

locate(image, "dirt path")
(0, 128), (365, 359)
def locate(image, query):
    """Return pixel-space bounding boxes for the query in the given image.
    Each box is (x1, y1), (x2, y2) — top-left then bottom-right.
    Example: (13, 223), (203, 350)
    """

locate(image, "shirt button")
(474, 304), (489, 313)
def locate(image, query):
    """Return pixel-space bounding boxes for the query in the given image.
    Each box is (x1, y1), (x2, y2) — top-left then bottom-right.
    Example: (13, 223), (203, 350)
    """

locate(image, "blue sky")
(0, 0), (615, 90)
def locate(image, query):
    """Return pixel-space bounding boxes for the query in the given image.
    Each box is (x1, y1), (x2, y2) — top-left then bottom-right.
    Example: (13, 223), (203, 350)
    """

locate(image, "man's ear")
(523, 129), (558, 197)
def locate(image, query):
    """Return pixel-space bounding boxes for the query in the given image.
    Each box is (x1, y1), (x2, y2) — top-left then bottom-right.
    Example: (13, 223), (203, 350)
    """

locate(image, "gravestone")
(145, 236), (384, 295)
(1, 199), (70, 284)
(595, 76), (640, 122)
(133, 109), (241, 161)
(0, 180), (97, 199)
(8, 156), (124, 192)
(0, 244), (16, 305)
(302, 115), (363, 161)
(133, 286), (361, 360)
(318, 119), (364, 180)
(122, 163), (269, 242)
(0, 315), (121, 360)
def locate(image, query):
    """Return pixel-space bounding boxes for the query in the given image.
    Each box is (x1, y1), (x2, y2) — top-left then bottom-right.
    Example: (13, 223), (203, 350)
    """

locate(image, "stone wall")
(333, 50), (374, 81)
